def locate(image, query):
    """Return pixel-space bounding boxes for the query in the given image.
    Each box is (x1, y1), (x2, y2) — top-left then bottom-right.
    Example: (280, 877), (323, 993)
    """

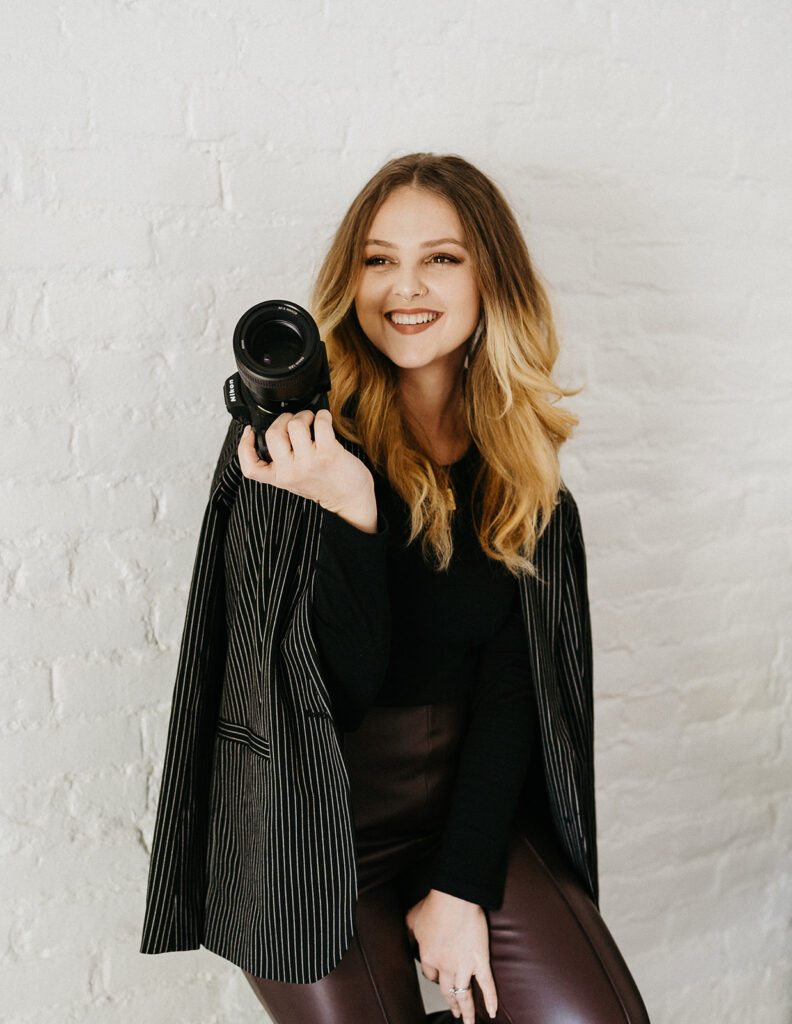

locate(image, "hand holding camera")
(237, 411), (378, 534)
(227, 299), (377, 534)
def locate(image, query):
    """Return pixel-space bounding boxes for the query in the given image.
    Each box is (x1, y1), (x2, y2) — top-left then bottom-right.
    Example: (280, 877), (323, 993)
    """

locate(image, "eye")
(364, 255), (391, 266)
(428, 253), (461, 264)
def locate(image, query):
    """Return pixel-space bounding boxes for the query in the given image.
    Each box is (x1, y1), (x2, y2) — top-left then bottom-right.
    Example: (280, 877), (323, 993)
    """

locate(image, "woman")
(141, 154), (649, 1024)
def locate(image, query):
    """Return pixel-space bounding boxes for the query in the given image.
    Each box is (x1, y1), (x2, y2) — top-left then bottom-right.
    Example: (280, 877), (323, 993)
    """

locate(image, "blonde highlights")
(312, 153), (580, 577)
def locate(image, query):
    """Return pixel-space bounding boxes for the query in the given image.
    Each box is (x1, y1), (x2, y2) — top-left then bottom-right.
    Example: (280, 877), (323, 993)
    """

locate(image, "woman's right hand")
(237, 409), (379, 534)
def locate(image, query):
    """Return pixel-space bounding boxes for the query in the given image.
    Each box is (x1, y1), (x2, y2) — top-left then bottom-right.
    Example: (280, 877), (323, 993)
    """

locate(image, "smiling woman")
(313, 154), (580, 576)
(141, 153), (649, 1024)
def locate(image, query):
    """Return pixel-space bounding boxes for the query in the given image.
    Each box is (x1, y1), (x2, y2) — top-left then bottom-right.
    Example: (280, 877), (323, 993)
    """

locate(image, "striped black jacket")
(140, 420), (598, 983)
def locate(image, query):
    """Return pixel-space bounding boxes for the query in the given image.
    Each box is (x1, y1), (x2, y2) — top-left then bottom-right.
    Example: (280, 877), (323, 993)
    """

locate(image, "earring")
(464, 317), (485, 370)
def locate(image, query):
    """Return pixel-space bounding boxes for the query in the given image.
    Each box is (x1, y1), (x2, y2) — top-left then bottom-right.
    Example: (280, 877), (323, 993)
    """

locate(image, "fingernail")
(488, 1009), (496, 1019)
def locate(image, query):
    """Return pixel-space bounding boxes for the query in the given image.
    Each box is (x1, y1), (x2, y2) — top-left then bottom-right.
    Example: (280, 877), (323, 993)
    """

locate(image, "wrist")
(324, 486), (378, 534)
(427, 888), (480, 911)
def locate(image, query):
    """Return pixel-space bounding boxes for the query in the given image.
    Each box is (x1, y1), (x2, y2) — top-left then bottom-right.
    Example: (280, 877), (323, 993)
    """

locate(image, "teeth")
(389, 312), (440, 326)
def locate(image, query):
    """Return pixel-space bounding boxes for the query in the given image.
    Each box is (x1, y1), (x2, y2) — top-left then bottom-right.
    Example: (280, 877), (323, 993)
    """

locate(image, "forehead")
(367, 186), (464, 243)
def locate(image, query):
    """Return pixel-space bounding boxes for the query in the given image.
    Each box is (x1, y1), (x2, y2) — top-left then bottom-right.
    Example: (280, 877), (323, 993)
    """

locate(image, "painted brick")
(2, 1), (791, 1022)
(53, 653), (171, 717)
(0, 662), (52, 726)
(0, 208), (151, 270)
(91, 74), (185, 138)
(1, 602), (148, 661)
(0, 715), (141, 779)
(53, 144), (220, 209)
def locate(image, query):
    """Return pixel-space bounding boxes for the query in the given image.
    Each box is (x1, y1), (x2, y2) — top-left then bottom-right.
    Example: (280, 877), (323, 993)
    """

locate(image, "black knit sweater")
(312, 445), (538, 909)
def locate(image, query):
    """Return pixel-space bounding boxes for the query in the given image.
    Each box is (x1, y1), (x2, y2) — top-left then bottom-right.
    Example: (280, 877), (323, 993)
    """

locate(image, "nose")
(393, 266), (427, 301)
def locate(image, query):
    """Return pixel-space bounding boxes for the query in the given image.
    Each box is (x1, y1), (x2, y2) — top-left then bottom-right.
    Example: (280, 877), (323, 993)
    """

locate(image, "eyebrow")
(363, 237), (467, 249)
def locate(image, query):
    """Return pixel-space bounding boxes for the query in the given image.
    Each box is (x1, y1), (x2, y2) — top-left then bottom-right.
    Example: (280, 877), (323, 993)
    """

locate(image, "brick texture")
(2, 1), (791, 1021)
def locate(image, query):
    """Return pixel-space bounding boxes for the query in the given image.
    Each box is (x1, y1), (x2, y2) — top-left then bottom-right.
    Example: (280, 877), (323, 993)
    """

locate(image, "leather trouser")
(244, 699), (650, 1023)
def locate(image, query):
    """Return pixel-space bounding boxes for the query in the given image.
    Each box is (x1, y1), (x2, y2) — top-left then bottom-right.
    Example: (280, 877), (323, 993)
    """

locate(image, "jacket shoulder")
(556, 481), (584, 540)
(534, 481), (582, 549)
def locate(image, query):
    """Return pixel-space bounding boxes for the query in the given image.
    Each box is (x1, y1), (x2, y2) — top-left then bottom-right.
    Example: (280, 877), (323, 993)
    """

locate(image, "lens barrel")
(233, 300), (323, 411)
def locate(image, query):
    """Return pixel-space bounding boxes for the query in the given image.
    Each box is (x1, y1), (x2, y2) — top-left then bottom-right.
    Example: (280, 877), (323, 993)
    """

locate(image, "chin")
(389, 354), (437, 371)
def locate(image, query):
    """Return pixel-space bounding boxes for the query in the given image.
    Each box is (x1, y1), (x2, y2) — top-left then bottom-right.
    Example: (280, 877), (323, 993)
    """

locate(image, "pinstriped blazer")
(140, 419), (598, 983)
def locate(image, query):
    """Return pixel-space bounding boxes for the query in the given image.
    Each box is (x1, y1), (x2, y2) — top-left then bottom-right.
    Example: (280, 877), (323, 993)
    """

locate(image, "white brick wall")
(2, 1), (790, 1021)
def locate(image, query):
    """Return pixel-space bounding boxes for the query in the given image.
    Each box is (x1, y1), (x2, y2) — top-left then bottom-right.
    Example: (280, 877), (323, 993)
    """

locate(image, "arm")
(429, 601), (536, 909)
(312, 508), (392, 730)
(404, 600), (534, 1023)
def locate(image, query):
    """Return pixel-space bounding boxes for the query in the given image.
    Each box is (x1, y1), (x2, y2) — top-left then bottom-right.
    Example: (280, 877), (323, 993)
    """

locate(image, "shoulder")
(556, 481), (583, 539)
(535, 482), (586, 577)
(533, 481), (581, 541)
(555, 483), (589, 589)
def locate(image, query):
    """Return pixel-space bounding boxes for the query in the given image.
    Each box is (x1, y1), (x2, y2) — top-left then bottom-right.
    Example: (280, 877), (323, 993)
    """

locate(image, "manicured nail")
(488, 1008), (496, 1019)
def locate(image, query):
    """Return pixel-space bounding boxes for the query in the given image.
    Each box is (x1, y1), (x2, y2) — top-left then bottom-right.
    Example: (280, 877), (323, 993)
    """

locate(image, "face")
(354, 186), (480, 382)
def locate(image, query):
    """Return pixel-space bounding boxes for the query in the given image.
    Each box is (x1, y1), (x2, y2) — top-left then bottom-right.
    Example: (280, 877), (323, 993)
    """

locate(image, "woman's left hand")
(405, 889), (498, 1023)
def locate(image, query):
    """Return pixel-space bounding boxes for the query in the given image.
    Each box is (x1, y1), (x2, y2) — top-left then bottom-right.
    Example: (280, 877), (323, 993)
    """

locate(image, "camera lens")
(233, 300), (324, 411)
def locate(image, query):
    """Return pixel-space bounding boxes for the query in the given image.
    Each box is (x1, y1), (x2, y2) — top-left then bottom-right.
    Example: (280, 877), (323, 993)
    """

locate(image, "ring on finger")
(449, 985), (471, 996)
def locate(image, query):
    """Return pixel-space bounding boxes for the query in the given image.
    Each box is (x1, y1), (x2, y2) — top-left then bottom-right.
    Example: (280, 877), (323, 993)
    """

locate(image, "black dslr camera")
(224, 300), (331, 462)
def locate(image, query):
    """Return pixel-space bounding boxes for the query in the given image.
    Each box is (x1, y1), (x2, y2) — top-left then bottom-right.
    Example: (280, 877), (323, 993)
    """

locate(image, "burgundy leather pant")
(245, 699), (650, 1023)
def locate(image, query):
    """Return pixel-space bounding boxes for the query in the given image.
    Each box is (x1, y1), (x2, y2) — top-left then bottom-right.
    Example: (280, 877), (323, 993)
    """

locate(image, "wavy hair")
(312, 153), (580, 577)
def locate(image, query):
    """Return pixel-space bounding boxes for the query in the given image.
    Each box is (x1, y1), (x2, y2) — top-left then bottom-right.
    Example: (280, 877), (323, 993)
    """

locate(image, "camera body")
(224, 299), (331, 462)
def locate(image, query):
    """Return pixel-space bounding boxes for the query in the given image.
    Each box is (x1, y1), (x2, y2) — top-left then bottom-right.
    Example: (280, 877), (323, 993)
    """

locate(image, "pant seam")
(518, 834), (633, 1024)
(487, 987), (518, 1024)
(352, 924), (393, 1024)
(476, 917), (518, 1024)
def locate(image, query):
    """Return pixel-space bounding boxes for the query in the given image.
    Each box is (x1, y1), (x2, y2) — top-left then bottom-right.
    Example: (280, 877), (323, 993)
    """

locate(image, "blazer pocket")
(215, 718), (272, 760)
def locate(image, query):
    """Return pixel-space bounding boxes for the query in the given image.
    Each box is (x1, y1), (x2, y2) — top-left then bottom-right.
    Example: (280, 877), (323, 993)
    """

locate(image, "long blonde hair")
(312, 153), (580, 577)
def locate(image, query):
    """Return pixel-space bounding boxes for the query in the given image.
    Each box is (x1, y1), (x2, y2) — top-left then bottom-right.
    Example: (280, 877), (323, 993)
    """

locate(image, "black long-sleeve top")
(312, 444), (538, 909)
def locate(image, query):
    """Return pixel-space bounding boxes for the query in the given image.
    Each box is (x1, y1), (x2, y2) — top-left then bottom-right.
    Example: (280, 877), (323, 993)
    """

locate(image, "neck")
(397, 355), (469, 457)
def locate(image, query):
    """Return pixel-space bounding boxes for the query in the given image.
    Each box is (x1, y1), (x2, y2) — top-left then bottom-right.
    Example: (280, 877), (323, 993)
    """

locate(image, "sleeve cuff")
(428, 871), (505, 912)
(320, 505), (389, 548)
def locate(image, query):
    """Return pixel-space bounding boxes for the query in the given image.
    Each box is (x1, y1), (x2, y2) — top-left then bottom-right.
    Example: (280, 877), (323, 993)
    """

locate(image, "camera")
(224, 300), (331, 462)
